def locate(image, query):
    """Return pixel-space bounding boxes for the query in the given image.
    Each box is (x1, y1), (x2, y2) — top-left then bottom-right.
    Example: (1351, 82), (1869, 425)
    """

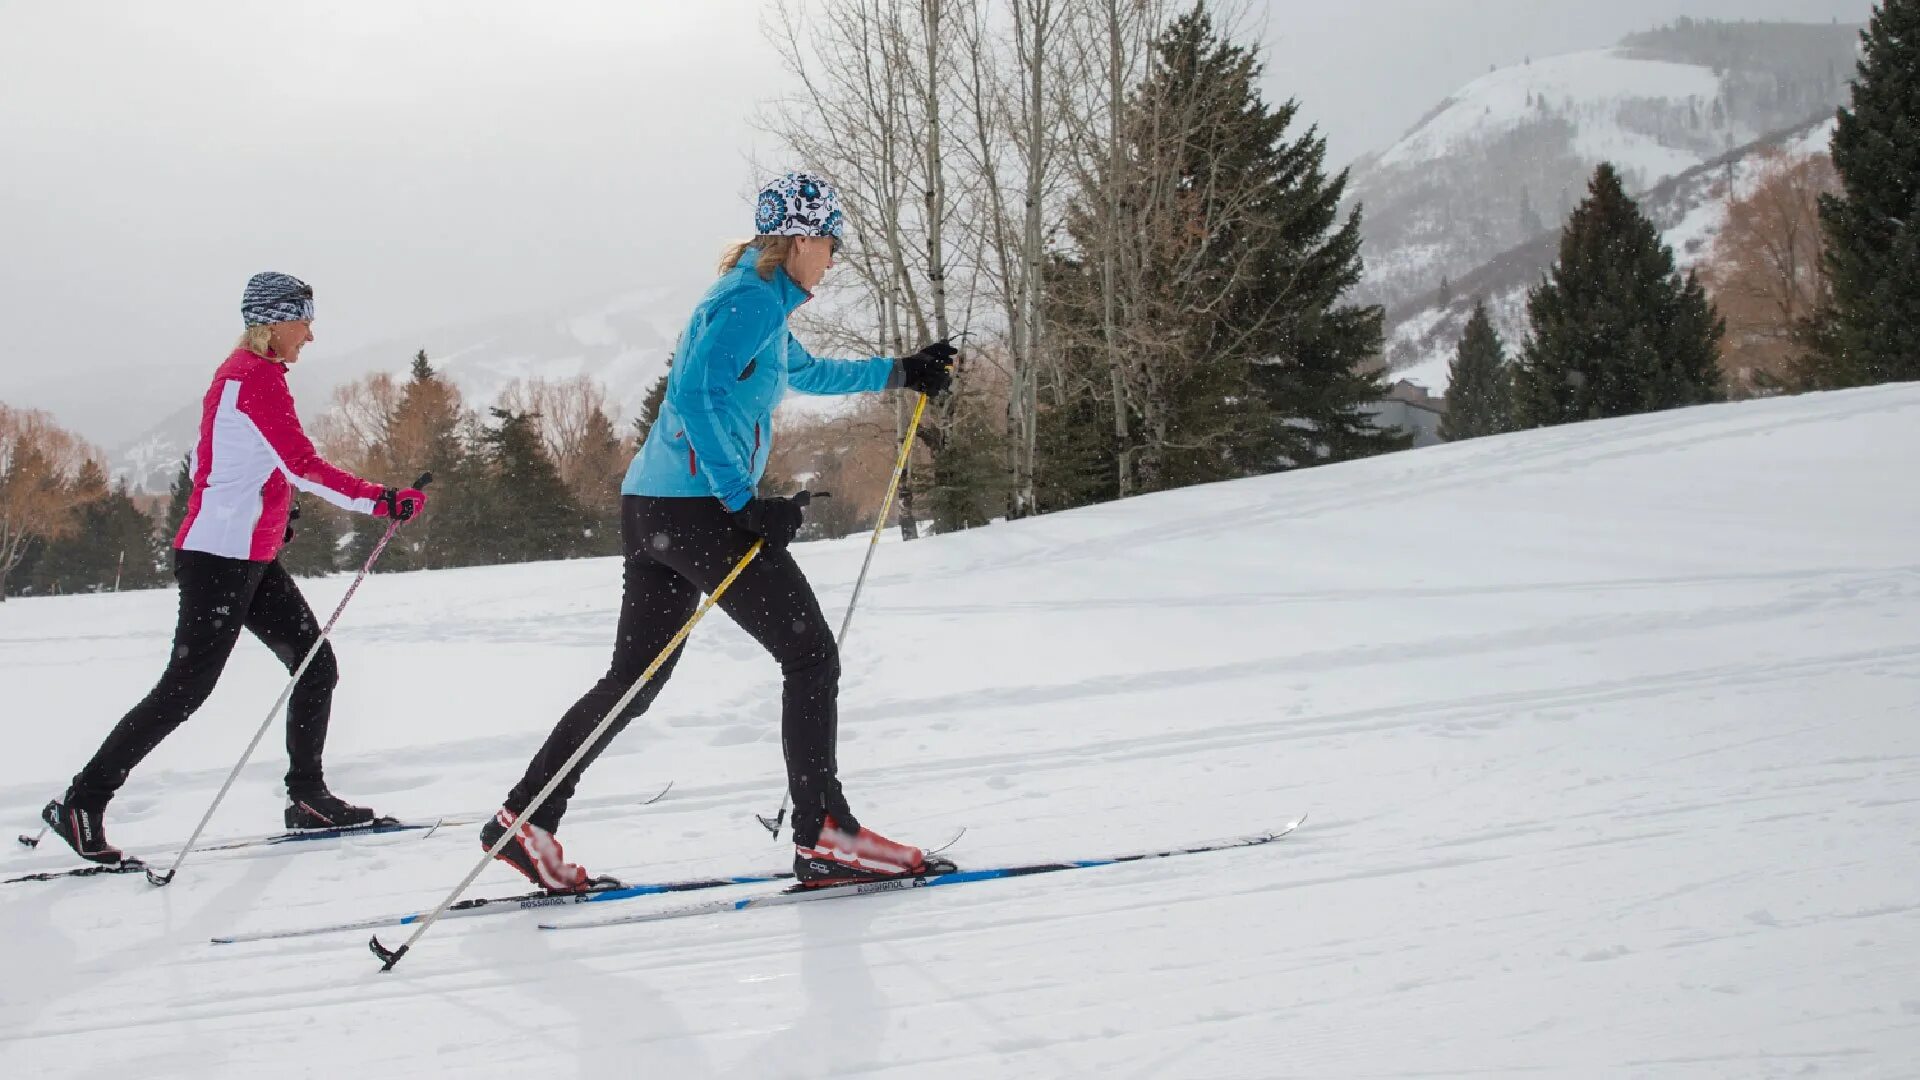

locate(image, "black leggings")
(505, 495), (851, 844)
(69, 549), (338, 805)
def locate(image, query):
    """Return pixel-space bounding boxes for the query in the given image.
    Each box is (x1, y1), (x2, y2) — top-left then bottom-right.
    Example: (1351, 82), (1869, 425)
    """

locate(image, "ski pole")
(145, 473), (432, 887)
(368, 494), (817, 972)
(757, 390), (934, 839)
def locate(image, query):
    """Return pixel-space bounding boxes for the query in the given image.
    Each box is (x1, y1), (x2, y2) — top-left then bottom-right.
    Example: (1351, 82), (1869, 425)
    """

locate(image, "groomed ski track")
(3, 386), (1918, 1077)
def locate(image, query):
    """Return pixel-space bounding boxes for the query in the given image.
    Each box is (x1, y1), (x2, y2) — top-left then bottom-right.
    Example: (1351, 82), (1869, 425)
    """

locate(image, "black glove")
(283, 504), (301, 545)
(728, 491), (825, 550)
(897, 340), (958, 397)
(730, 496), (806, 549)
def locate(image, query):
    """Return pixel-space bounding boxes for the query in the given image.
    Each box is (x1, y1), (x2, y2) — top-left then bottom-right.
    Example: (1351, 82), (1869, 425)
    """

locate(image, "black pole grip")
(413, 472), (434, 490)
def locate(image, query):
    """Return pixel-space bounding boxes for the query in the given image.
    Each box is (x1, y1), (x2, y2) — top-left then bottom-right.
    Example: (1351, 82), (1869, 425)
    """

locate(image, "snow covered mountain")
(6, 383), (1917, 1075)
(1348, 20), (1860, 317)
(109, 285), (698, 492)
(1381, 118), (1835, 396)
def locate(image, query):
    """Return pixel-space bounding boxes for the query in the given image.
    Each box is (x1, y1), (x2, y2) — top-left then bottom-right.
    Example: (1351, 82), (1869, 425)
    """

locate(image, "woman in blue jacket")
(484, 173), (956, 892)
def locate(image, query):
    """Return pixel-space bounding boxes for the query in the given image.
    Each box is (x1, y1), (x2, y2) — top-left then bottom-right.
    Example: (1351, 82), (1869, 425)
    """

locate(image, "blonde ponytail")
(718, 236), (797, 280)
(237, 324), (276, 357)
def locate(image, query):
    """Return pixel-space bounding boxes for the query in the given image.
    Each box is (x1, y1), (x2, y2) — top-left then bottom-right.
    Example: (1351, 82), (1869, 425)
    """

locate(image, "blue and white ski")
(214, 870), (790, 944)
(224, 825), (963, 946)
(539, 816), (1307, 933)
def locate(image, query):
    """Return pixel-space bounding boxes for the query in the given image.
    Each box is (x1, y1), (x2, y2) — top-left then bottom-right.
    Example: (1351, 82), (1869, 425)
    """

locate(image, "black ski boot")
(41, 796), (130, 865)
(284, 788), (382, 830)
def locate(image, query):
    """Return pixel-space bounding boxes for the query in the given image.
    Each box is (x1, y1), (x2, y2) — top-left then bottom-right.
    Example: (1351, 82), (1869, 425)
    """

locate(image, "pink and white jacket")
(174, 349), (384, 562)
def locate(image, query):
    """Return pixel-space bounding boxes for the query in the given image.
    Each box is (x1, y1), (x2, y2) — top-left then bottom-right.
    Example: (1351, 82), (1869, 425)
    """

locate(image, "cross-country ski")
(215, 821), (958, 947)
(7, 784), (673, 886)
(538, 820), (1306, 933)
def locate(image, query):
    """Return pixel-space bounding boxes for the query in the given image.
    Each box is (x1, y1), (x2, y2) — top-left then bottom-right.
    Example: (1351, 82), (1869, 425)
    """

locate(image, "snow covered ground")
(5, 386), (1919, 1078)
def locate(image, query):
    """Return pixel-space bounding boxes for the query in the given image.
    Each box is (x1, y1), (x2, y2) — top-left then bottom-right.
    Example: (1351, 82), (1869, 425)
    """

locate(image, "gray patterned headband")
(242, 271), (315, 326)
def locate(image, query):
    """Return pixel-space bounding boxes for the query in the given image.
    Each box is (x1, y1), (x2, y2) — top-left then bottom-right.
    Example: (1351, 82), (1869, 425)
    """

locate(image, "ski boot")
(479, 807), (603, 894)
(41, 796), (129, 866)
(284, 788), (381, 830)
(794, 815), (956, 887)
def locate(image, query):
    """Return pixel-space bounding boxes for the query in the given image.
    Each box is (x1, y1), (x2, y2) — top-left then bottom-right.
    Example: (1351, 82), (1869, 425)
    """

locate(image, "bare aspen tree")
(1050, 0), (1166, 497)
(1701, 149), (1839, 396)
(312, 372), (403, 475)
(919, 0), (954, 344)
(955, 0), (1069, 519)
(1009, 0), (1063, 518)
(765, 0), (979, 536)
(0, 405), (103, 601)
(497, 375), (624, 498)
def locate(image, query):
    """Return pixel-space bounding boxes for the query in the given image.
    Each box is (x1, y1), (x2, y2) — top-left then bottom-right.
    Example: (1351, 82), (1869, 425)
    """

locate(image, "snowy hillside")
(110, 285), (697, 493)
(1373, 49), (1725, 182)
(6, 385), (1920, 1077)
(1349, 21), (1858, 316)
(1382, 118), (1837, 397)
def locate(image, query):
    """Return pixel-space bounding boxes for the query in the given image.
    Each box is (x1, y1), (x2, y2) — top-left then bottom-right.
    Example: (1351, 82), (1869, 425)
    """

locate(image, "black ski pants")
(69, 549), (338, 806)
(505, 495), (851, 844)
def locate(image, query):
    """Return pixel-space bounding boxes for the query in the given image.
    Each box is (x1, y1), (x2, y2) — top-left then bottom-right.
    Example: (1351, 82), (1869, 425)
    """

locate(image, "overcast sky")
(0, 0), (1875, 444)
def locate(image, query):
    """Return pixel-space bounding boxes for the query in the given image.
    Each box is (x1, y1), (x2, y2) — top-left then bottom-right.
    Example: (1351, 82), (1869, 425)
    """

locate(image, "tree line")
(0, 352), (660, 598)
(283, 350), (640, 576)
(0, 405), (164, 601)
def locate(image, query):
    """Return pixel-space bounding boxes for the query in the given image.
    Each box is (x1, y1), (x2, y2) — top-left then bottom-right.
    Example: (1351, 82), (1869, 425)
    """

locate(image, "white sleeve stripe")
(237, 411), (378, 515)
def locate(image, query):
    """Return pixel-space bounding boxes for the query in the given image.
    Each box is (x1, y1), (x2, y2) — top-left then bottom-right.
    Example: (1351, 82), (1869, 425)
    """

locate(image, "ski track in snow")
(4, 387), (1919, 1078)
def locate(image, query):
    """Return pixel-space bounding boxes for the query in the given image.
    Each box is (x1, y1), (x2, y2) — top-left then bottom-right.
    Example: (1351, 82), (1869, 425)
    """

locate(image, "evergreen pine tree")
(1033, 386), (1119, 514)
(420, 414), (497, 568)
(1042, 3), (1401, 495)
(163, 455), (192, 543)
(347, 349), (471, 571)
(28, 467), (165, 593)
(1801, 0), (1920, 388)
(1513, 163), (1725, 428)
(1441, 303), (1515, 441)
(919, 387), (1007, 533)
(574, 406), (626, 556)
(631, 372), (669, 445)
(115, 485), (166, 590)
(1261, 303), (1410, 466)
(277, 496), (340, 577)
(474, 408), (586, 564)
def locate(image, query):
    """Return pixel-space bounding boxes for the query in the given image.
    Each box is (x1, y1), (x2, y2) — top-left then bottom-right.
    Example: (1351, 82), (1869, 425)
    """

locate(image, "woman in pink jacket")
(41, 272), (427, 866)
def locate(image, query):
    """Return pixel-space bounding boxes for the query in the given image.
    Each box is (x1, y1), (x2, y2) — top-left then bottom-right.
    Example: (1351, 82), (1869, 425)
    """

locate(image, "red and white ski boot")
(479, 808), (595, 893)
(793, 816), (956, 887)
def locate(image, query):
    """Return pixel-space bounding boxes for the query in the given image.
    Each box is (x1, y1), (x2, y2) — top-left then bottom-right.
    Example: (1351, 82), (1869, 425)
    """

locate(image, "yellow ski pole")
(756, 392), (931, 837)
(372, 535), (768, 971)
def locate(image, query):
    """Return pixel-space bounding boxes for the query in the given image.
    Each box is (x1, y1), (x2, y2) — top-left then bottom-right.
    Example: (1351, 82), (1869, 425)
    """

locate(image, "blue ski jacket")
(623, 249), (897, 510)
